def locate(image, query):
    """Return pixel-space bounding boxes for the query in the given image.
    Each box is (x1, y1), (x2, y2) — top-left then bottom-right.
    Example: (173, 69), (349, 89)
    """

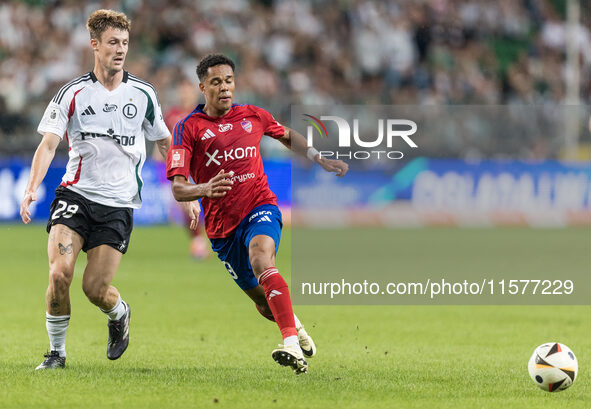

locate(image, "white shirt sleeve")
(143, 90), (170, 141)
(37, 100), (68, 138)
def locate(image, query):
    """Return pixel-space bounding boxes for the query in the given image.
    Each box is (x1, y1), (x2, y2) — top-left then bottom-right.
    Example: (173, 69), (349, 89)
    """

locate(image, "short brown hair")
(86, 9), (130, 40)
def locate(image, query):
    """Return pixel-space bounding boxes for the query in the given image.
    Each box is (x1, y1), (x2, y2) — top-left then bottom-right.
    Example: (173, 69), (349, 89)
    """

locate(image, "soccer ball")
(528, 342), (578, 392)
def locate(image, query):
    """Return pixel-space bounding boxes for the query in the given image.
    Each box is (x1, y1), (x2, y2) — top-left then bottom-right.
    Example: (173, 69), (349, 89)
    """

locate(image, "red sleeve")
(256, 107), (285, 139)
(166, 118), (194, 181)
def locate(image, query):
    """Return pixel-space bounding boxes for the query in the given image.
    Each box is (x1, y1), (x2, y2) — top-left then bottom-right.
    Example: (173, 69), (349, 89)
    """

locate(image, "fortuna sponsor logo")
(268, 289), (282, 300)
(205, 146), (257, 166)
(218, 123), (233, 132)
(80, 129), (136, 146)
(201, 129), (216, 140)
(248, 210), (273, 222)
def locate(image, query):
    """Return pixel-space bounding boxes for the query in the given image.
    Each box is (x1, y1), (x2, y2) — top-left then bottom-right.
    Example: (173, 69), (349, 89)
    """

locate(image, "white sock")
(101, 296), (126, 321)
(284, 335), (299, 347)
(293, 314), (302, 330)
(46, 313), (70, 357)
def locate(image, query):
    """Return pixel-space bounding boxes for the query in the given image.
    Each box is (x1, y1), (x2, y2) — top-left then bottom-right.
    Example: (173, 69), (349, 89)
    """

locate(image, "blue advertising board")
(4, 157), (591, 224)
(0, 158), (291, 224)
(292, 158), (591, 211)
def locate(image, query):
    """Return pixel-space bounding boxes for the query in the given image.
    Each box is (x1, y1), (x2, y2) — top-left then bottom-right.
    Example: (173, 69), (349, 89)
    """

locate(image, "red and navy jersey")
(166, 104), (285, 238)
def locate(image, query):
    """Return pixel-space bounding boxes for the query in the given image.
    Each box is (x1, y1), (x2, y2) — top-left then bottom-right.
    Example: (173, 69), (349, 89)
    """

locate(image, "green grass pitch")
(0, 224), (589, 409)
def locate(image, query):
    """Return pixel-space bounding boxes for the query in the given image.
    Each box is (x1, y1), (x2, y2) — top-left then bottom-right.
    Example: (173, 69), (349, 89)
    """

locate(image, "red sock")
(258, 267), (296, 339)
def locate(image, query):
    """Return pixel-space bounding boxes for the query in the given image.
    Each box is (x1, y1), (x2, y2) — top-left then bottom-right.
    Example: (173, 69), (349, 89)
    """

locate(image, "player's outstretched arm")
(170, 170), (234, 202)
(20, 132), (61, 224)
(279, 126), (349, 177)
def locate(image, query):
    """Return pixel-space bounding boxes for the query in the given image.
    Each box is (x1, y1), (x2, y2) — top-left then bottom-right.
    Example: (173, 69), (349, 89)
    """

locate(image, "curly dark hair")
(196, 54), (235, 82)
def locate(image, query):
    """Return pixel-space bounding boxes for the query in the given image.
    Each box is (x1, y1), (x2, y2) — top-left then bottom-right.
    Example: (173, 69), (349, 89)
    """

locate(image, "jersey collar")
(195, 103), (240, 119)
(88, 70), (129, 83)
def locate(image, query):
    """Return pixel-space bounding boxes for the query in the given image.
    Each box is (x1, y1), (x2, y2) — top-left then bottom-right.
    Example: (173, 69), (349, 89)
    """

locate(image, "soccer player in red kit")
(166, 54), (348, 374)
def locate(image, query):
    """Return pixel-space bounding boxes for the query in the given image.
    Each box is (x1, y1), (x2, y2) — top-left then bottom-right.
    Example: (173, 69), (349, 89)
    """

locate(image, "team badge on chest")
(241, 120), (252, 133)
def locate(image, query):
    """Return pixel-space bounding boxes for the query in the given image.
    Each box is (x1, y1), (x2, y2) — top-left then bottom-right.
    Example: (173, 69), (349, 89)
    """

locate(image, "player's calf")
(255, 302), (275, 321)
(81, 275), (116, 310)
(258, 267), (297, 339)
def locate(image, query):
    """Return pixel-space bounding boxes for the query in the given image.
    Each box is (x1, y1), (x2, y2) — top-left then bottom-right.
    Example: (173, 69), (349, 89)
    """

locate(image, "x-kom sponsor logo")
(205, 146), (257, 166)
(303, 114), (418, 160)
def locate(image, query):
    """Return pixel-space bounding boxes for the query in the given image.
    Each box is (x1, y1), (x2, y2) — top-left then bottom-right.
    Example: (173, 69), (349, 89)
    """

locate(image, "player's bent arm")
(279, 126), (349, 177)
(170, 171), (233, 201)
(155, 135), (172, 159)
(170, 175), (207, 201)
(20, 132), (61, 224)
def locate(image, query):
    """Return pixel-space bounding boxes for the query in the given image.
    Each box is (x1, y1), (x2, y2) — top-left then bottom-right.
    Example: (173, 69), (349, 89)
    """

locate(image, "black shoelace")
(43, 351), (60, 359)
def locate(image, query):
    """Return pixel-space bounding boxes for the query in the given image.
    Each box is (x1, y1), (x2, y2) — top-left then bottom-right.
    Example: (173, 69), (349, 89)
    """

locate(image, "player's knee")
(249, 237), (276, 276)
(48, 267), (72, 293)
(250, 253), (274, 277)
(82, 280), (107, 304)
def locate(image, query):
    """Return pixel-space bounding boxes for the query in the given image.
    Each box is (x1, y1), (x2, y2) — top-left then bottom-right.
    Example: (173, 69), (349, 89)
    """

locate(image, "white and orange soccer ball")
(528, 342), (578, 392)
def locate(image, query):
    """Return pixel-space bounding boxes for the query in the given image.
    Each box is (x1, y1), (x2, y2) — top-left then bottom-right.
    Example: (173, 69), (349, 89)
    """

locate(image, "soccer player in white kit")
(19, 9), (198, 369)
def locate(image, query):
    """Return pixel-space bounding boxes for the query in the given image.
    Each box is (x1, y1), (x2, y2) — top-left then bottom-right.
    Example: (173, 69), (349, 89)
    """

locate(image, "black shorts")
(46, 186), (133, 254)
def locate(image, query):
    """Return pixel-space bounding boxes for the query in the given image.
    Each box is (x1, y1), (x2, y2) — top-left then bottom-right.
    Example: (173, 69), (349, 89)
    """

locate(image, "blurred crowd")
(1, 0), (591, 159)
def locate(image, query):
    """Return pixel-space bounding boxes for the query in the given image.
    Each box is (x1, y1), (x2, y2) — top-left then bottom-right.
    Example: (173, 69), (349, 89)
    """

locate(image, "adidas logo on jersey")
(201, 129), (216, 141)
(81, 106), (96, 116)
(258, 215), (272, 223)
(268, 289), (282, 300)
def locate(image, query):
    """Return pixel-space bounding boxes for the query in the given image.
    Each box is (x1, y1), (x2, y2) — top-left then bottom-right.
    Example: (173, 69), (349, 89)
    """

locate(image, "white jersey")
(38, 71), (169, 209)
